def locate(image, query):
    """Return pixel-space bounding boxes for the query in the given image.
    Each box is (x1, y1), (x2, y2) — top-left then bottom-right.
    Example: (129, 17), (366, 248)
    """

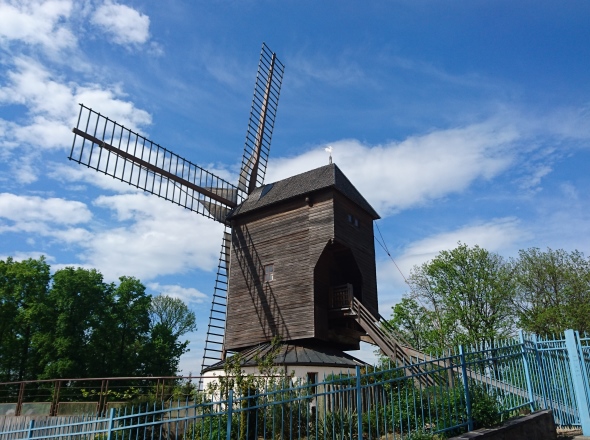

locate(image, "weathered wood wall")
(225, 187), (378, 351)
(225, 196), (317, 351)
(333, 192), (379, 316)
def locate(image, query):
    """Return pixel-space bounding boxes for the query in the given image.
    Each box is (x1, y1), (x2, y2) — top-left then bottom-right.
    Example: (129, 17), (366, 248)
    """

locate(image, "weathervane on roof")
(325, 145), (333, 164)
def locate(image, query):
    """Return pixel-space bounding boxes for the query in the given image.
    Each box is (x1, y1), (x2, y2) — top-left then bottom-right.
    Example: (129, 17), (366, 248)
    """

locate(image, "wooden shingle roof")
(202, 342), (366, 372)
(227, 163), (380, 220)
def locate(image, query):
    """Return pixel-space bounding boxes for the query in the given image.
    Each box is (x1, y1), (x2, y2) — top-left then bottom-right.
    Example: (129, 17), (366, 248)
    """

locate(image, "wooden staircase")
(350, 297), (436, 385)
(350, 297), (543, 403)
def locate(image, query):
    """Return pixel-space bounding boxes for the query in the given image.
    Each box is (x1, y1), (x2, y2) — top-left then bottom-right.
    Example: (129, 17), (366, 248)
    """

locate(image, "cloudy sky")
(1, 0), (589, 372)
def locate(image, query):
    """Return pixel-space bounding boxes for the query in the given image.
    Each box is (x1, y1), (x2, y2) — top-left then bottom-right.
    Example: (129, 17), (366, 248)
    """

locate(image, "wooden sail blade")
(69, 104), (237, 223)
(238, 43), (285, 198)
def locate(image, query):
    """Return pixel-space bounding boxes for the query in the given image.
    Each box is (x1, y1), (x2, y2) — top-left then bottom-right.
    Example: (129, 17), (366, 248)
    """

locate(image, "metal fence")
(0, 376), (199, 418)
(1, 329), (589, 439)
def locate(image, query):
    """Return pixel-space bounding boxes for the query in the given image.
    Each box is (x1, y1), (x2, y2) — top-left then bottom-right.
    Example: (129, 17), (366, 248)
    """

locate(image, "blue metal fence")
(1, 330), (589, 439)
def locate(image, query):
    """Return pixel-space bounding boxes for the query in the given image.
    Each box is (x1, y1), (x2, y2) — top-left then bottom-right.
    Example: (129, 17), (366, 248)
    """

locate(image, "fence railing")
(1, 329), (589, 439)
(0, 376), (200, 417)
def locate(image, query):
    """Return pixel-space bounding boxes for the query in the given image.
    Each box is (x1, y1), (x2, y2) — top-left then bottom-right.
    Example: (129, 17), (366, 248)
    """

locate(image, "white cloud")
(518, 164), (552, 191)
(267, 121), (519, 216)
(560, 182), (578, 200)
(290, 53), (364, 86)
(395, 217), (525, 272)
(91, 1), (150, 46)
(376, 217), (527, 308)
(0, 251), (54, 262)
(0, 193), (93, 244)
(48, 162), (143, 193)
(0, 192), (92, 224)
(74, 193), (224, 281)
(11, 158), (38, 184)
(0, 57), (74, 119)
(0, 0), (76, 51)
(0, 57), (152, 152)
(148, 283), (208, 304)
(0, 191), (225, 282)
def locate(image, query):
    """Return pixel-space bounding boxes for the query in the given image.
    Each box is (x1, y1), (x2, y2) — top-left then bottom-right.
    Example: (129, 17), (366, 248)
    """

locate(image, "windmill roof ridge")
(227, 163), (380, 220)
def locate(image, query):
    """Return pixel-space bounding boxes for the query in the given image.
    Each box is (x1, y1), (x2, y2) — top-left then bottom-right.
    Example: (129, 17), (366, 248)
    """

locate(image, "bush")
(317, 410), (357, 440)
(407, 430), (442, 440)
(469, 385), (502, 429)
(112, 397), (166, 440)
(184, 412), (230, 440)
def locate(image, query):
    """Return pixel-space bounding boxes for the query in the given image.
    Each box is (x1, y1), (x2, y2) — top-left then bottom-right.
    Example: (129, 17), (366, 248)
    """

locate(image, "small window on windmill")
(264, 264), (274, 282)
(259, 183), (274, 199)
(347, 213), (359, 228)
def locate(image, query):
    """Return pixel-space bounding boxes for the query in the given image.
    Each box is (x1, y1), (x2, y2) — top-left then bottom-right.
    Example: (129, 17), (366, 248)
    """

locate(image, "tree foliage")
(149, 294), (197, 338)
(389, 297), (439, 352)
(512, 247), (590, 335)
(0, 257), (196, 382)
(402, 243), (515, 352)
(0, 257), (51, 382)
(390, 244), (590, 352)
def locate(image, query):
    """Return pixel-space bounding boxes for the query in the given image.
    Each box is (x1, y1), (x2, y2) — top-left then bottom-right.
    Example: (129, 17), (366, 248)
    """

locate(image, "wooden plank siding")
(225, 196), (317, 351)
(333, 192), (379, 316)
(224, 187), (378, 352)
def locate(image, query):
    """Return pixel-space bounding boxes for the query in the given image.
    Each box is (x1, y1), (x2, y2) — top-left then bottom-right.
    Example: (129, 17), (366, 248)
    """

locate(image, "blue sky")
(1, 1), (589, 373)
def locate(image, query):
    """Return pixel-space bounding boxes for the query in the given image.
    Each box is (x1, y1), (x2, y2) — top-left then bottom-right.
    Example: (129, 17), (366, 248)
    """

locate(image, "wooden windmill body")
(225, 163), (379, 353)
(68, 44), (417, 378)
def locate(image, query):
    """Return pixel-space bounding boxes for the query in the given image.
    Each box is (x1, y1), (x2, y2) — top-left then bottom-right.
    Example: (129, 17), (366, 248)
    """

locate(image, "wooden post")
(16, 381), (25, 416)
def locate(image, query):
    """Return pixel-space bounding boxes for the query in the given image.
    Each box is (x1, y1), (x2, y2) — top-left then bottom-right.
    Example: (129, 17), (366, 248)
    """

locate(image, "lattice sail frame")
(68, 44), (285, 375)
(237, 43), (285, 198)
(70, 105), (237, 224)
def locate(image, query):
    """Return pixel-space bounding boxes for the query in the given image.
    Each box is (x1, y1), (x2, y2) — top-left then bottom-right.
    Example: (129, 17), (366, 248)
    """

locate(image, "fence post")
(226, 390), (234, 440)
(531, 334), (550, 410)
(356, 365), (363, 439)
(16, 381), (25, 416)
(519, 330), (536, 412)
(575, 331), (590, 417)
(26, 420), (35, 439)
(106, 407), (115, 440)
(459, 345), (473, 431)
(565, 329), (590, 435)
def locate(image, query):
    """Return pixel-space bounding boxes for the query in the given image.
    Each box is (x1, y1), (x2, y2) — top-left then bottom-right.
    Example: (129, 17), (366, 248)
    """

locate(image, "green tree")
(149, 295), (197, 338)
(37, 267), (111, 379)
(512, 248), (590, 335)
(143, 323), (186, 376)
(399, 243), (516, 352)
(388, 297), (439, 353)
(0, 257), (199, 380)
(0, 257), (50, 381)
(145, 295), (197, 375)
(108, 277), (151, 377)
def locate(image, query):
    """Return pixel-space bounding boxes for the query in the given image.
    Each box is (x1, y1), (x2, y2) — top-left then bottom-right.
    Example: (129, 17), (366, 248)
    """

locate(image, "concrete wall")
(201, 364), (357, 394)
(448, 410), (557, 440)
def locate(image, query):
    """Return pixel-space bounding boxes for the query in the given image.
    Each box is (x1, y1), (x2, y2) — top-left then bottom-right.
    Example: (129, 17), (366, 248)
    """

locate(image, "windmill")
(68, 43), (422, 381)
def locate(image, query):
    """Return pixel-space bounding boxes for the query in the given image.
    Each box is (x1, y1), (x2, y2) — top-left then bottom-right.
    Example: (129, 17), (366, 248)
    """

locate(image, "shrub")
(317, 410), (357, 440)
(184, 413), (230, 440)
(469, 385), (502, 429)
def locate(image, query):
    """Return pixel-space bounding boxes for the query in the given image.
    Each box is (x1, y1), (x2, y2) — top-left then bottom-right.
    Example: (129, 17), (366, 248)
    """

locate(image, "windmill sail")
(200, 229), (231, 384)
(201, 44), (285, 376)
(238, 43), (285, 198)
(70, 104), (237, 224)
